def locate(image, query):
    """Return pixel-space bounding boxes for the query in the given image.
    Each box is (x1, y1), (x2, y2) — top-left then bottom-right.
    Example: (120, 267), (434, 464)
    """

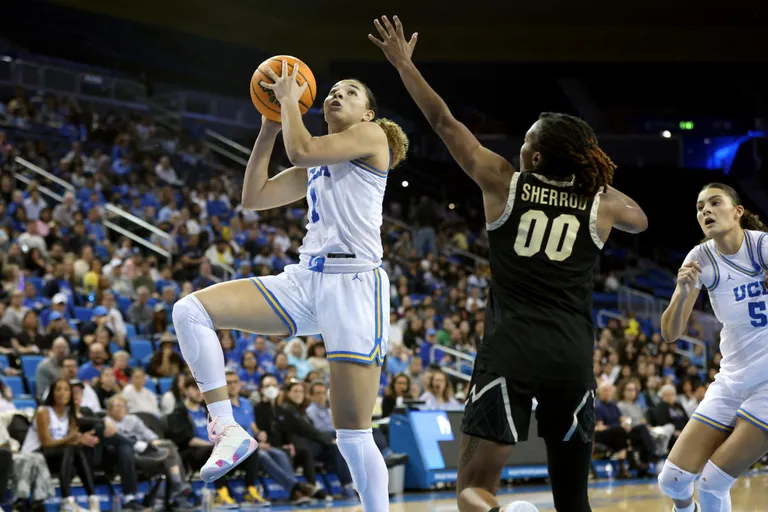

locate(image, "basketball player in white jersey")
(658, 183), (768, 512)
(171, 59), (408, 511)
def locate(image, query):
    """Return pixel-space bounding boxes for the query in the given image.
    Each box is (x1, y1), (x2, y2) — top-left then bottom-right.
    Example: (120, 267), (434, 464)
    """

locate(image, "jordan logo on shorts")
(352, 273), (361, 282)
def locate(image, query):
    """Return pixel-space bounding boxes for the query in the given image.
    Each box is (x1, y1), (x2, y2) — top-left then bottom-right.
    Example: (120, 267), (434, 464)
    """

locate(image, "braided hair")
(532, 112), (616, 196)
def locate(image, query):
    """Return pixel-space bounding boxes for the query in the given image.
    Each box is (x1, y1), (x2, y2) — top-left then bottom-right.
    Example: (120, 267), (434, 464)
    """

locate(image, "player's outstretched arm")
(241, 116), (307, 211)
(601, 185), (648, 234)
(369, 15), (513, 192)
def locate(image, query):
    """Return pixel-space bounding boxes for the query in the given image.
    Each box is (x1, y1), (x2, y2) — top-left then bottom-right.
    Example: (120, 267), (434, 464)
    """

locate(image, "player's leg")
(172, 271), (315, 481)
(319, 268), (391, 512)
(658, 377), (737, 512)
(535, 388), (596, 512)
(694, 392), (768, 512)
(456, 373), (532, 512)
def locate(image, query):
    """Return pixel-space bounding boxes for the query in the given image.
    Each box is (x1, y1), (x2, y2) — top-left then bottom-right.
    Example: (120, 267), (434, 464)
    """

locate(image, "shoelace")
(207, 416), (238, 456)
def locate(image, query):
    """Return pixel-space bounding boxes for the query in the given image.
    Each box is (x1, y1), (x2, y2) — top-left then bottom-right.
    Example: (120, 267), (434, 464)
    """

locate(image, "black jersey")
(476, 172), (602, 388)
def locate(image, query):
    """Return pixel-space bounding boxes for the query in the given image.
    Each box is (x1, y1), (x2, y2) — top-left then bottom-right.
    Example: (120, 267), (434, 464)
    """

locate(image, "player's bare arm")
(369, 15), (513, 196)
(241, 116), (308, 211)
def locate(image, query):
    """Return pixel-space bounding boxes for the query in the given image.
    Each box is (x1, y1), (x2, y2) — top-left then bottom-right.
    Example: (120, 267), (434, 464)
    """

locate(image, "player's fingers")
(291, 62), (300, 79)
(373, 19), (389, 40)
(368, 34), (385, 48)
(281, 59), (288, 77)
(409, 32), (418, 49)
(264, 67), (280, 81)
(382, 15), (396, 37)
(259, 81), (275, 90)
(393, 15), (405, 38)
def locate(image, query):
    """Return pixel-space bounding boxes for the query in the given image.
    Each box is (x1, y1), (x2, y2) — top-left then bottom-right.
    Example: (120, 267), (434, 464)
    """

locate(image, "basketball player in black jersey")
(372, 16), (648, 512)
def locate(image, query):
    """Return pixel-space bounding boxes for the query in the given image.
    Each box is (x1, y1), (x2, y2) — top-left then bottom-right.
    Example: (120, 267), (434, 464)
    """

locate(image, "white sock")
(207, 399), (236, 427)
(336, 428), (389, 512)
(172, 295), (227, 393)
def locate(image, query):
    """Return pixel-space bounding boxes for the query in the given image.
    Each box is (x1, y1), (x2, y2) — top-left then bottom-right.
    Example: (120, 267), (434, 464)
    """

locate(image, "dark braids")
(533, 112), (616, 196)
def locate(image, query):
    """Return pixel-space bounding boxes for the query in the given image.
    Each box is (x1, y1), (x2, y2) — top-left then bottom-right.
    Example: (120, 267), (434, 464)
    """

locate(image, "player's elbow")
(617, 209), (649, 234)
(285, 142), (312, 167)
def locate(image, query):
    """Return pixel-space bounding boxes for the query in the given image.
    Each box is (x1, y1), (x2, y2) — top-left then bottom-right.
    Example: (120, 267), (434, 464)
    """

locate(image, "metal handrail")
(206, 129), (251, 154)
(12, 173), (64, 202)
(595, 309), (708, 371)
(441, 366), (471, 382)
(15, 157), (74, 192)
(103, 204), (170, 240)
(102, 221), (172, 266)
(430, 343), (475, 366)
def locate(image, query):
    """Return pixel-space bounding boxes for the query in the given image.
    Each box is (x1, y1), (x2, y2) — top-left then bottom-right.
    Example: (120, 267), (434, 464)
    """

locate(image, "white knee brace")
(172, 294), (212, 365)
(697, 461), (735, 512)
(658, 460), (696, 501)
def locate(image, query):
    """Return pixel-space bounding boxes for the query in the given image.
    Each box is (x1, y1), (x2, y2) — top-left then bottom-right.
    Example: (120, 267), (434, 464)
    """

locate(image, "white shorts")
(250, 264), (390, 366)
(691, 373), (768, 433)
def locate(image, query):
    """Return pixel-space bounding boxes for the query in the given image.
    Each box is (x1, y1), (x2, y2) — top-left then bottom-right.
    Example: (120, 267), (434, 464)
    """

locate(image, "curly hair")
(532, 112), (616, 196)
(352, 79), (409, 169)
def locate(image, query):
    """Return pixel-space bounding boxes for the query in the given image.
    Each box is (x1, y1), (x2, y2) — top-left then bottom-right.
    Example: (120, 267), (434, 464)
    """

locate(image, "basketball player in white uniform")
(171, 59), (408, 511)
(658, 183), (768, 512)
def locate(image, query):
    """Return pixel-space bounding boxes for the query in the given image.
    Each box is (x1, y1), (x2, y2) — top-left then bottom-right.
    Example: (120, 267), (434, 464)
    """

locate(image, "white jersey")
(683, 229), (768, 389)
(298, 157), (389, 274)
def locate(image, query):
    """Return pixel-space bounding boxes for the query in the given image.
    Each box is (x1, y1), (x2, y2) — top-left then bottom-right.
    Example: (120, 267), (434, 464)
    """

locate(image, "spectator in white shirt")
(122, 367), (161, 417)
(155, 156), (182, 186)
(23, 185), (47, 221)
(101, 290), (127, 345)
(17, 220), (47, 256)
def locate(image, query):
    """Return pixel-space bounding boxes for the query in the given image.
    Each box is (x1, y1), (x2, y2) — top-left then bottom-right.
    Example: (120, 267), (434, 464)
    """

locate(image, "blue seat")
(117, 296), (133, 314)
(129, 339), (154, 362)
(157, 377), (173, 394)
(125, 324), (137, 340)
(13, 398), (37, 410)
(2, 376), (25, 397)
(0, 355), (9, 370)
(27, 379), (36, 398)
(108, 341), (122, 356)
(74, 306), (92, 323)
(20, 355), (45, 378)
(27, 276), (45, 294)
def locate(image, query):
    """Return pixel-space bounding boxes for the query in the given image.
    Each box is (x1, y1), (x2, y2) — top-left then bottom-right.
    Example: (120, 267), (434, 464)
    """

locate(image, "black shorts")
(460, 369), (596, 445)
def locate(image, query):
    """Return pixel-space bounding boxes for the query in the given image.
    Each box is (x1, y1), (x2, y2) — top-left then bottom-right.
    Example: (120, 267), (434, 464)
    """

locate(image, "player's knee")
(173, 294), (208, 327)
(657, 460), (696, 500)
(696, 460), (736, 497)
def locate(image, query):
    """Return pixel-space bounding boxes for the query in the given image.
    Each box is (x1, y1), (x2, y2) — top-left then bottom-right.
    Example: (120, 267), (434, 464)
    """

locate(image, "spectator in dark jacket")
(648, 384), (689, 450)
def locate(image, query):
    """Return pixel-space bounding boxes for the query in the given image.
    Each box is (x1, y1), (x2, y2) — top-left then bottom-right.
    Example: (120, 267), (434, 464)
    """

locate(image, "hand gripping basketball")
(260, 59), (308, 105)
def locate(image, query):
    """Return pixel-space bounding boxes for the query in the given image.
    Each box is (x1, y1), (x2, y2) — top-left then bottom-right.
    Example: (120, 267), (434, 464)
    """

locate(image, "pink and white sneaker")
(200, 417), (258, 482)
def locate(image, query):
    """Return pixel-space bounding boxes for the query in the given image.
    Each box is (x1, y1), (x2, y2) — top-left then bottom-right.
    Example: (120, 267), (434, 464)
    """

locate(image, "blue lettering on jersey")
(308, 166), (331, 223)
(733, 280), (768, 302)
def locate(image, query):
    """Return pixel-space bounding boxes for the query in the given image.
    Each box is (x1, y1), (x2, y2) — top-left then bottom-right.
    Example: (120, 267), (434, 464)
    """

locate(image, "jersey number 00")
(513, 209), (580, 262)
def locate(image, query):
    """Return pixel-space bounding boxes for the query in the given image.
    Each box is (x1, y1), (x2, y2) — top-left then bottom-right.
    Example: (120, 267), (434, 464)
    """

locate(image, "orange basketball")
(250, 55), (316, 122)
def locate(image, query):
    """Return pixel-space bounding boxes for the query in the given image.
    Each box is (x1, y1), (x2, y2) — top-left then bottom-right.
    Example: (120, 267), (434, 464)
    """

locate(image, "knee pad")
(172, 294), (211, 364)
(697, 460), (735, 510)
(336, 429), (369, 494)
(658, 460), (696, 501)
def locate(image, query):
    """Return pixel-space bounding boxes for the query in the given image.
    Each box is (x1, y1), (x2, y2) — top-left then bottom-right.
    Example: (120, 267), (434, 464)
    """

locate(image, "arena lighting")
(401, 180), (409, 188)
(679, 121), (694, 130)
(448, 203), (455, 210)
(661, 130), (672, 138)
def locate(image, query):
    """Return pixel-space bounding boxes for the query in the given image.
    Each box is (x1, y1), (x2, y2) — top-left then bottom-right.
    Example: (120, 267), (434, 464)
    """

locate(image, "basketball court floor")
(250, 473), (768, 511)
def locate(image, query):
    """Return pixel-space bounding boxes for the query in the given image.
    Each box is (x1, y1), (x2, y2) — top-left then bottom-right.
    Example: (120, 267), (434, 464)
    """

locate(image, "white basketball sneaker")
(504, 502), (539, 512)
(199, 417), (258, 482)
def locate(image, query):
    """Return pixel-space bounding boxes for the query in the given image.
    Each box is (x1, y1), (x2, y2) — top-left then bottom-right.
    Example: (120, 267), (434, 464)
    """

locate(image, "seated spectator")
(237, 351), (264, 398)
(678, 378), (699, 417)
(122, 368), (161, 417)
(127, 286), (153, 333)
(78, 342), (109, 385)
(224, 371), (296, 505)
(34, 338), (70, 401)
(44, 312), (77, 354)
(160, 373), (186, 416)
(166, 376), (238, 506)
(1, 289), (28, 335)
(615, 379), (655, 473)
(280, 379), (355, 498)
(100, 291), (127, 347)
(112, 350), (130, 387)
(146, 334), (184, 378)
(381, 373), (414, 418)
(105, 395), (192, 508)
(21, 379), (100, 512)
(93, 367), (119, 408)
(648, 384), (690, 450)
(418, 369), (462, 410)
(594, 382), (632, 478)
(0, 409), (56, 511)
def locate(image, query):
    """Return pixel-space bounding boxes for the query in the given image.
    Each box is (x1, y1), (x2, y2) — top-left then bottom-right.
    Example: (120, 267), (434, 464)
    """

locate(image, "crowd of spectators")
(0, 86), (733, 510)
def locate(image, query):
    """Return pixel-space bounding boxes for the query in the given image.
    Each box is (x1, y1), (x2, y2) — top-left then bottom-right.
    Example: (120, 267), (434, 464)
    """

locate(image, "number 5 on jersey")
(514, 209), (579, 261)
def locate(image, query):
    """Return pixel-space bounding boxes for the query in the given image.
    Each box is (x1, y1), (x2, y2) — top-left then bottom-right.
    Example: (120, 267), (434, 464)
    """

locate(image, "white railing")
(596, 309), (707, 371)
(14, 158), (174, 266)
(431, 344), (474, 387)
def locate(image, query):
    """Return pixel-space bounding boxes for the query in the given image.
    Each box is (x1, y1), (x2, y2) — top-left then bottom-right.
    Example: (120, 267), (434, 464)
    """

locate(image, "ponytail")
(374, 118), (409, 169)
(741, 208), (768, 232)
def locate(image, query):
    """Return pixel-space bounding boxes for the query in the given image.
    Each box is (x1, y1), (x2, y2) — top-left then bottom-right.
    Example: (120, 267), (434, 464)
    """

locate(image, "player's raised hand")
(260, 59), (308, 105)
(369, 15), (418, 68)
(677, 261), (701, 295)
